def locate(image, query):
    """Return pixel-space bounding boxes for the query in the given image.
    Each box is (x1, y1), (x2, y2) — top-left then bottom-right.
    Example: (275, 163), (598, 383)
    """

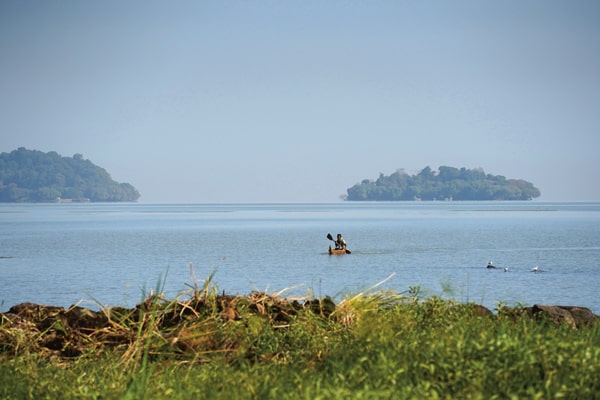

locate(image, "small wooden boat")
(329, 245), (351, 255)
(326, 232), (351, 254)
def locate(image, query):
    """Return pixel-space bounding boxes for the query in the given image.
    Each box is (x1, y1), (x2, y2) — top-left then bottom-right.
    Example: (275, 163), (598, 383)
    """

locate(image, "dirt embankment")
(1, 294), (597, 359)
(0, 292), (336, 359)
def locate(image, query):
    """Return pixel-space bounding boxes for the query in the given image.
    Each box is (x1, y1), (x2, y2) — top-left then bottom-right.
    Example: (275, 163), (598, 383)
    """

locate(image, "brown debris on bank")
(0, 292), (337, 359)
(0, 294), (597, 360)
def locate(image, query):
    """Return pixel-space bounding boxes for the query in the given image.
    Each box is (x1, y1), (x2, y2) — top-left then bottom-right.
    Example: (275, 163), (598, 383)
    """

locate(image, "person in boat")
(335, 234), (347, 250)
(487, 261), (496, 269)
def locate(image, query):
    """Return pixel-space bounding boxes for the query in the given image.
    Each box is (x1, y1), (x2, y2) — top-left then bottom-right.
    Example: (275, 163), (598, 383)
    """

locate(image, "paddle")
(326, 233), (351, 254)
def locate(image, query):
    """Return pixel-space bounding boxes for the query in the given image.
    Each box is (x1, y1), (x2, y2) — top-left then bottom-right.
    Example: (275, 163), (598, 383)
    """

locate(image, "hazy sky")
(1, 1), (599, 202)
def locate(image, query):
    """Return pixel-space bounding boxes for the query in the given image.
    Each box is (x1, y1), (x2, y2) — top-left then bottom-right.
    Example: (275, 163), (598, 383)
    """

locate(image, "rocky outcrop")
(526, 305), (599, 329)
(1, 299), (597, 360)
(0, 293), (336, 358)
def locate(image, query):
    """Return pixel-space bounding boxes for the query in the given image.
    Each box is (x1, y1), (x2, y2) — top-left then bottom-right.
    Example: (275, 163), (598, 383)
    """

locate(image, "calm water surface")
(1, 202), (599, 313)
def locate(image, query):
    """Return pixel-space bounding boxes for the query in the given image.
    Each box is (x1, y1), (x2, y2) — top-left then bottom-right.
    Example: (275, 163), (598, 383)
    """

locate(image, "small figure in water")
(335, 233), (347, 250)
(487, 261), (496, 269)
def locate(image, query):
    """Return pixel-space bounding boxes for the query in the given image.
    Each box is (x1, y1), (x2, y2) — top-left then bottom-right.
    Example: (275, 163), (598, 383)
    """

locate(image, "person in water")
(335, 233), (347, 250)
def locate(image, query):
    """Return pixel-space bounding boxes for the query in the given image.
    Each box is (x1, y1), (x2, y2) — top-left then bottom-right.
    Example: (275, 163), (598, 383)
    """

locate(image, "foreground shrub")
(1, 287), (599, 399)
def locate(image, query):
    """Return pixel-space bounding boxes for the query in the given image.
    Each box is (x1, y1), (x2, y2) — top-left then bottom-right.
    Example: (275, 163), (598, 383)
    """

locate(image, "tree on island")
(345, 166), (540, 201)
(0, 148), (140, 202)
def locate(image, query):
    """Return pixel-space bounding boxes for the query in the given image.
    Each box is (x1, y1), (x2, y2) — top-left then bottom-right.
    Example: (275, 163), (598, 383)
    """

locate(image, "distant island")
(0, 148), (140, 202)
(345, 166), (541, 201)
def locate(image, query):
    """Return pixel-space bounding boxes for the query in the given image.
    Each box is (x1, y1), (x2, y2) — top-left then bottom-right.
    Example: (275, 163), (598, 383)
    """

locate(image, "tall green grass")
(1, 277), (599, 399)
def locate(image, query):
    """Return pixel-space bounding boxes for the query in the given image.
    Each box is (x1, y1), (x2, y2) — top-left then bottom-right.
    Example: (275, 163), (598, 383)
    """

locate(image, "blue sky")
(1, 1), (599, 202)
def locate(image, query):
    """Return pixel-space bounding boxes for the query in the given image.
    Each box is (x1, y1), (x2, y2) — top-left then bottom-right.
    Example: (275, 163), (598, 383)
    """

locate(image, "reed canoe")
(329, 245), (351, 255)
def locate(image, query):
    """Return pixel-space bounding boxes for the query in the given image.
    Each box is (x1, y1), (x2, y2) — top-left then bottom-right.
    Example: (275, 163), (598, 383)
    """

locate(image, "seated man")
(335, 233), (347, 250)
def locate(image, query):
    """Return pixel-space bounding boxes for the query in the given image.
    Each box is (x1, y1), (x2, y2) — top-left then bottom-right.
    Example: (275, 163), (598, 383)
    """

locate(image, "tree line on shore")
(345, 166), (541, 201)
(0, 147), (140, 202)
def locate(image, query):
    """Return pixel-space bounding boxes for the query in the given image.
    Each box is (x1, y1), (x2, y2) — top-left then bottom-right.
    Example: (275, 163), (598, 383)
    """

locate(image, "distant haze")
(1, 1), (599, 202)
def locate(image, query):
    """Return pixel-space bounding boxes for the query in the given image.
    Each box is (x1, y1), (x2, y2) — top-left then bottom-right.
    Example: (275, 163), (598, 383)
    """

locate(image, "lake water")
(1, 202), (599, 314)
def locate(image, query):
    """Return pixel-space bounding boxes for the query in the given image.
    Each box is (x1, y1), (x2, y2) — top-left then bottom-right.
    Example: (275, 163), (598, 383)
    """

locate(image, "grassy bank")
(1, 280), (599, 399)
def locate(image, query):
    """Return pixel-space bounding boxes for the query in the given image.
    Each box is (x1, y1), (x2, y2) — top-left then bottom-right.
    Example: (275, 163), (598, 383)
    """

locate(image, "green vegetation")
(1, 277), (598, 399)
(0, 147), (140, 202)
(346, 166), (541, 201)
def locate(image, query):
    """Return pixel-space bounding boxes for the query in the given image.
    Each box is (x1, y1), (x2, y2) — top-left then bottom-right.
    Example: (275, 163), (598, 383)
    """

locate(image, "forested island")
(0, 148), (140, 202)
(345, 166), (540, 201)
